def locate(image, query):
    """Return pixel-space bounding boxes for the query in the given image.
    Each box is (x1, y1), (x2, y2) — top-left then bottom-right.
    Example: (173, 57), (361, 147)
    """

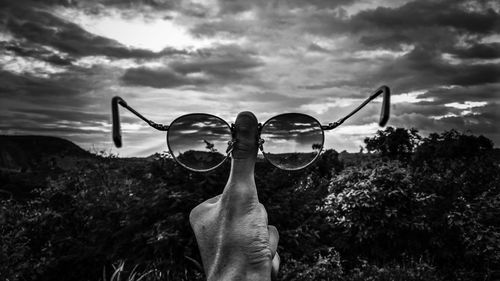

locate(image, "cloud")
(448, 42), (500, 59)
(419, 84), (500, 104)
(350, 0), (500, 34)
(0, 70), (84, 100)
(216, 0), (355, 15)
(1, 0), (183, 60)
(122, 67), (205, 88)
(1, 0), (499, 156)
(346, 46), (500, 93)
(121, 44), (263, 88)
(1, 41), (73, 66)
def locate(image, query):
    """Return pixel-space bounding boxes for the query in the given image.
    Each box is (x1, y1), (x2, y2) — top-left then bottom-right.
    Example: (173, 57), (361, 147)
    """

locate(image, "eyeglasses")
(112, 85), (390, 172)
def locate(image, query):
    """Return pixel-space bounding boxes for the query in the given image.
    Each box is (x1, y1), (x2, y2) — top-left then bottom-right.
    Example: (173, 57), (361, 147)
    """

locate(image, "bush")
(1, 130), (498, 281)
(324, 162), (436, 261)
(345, 258), (442, 281)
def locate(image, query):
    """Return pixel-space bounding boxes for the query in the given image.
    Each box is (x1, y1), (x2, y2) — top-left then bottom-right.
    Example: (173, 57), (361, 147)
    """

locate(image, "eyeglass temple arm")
(112, 96), (169, 148)
(321, 85), (390, 131)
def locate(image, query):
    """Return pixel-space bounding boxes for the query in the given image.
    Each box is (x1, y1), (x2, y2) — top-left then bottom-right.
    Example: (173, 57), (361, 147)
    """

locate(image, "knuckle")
(245, 240), (273, 266)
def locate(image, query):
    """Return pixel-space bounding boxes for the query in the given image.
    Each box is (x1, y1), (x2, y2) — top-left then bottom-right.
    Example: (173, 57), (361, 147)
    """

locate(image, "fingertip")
(231, 111), (259, 160)
(268, 225), (279, 257)
(268, 225), (279, 242)
(223, 111), (259, 199)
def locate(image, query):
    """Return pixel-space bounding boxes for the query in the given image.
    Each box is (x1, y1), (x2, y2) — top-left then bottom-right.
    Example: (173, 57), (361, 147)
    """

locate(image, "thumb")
(222, 111), (259, 201)
(229, 111), (259, 177)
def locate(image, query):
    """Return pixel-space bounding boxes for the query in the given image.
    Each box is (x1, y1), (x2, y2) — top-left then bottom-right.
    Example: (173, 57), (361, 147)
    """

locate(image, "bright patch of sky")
(391, 90), (434, 103)
(480, 34), (500, 43)
(343, 0), (415, 16)
(353, 45), (414, 59)
(0, 51), (66, 78)
(445, 101), (488, 109)
(324, 123), (382, 151)
(0, 31), (14, 42)
(54, 8), (213, 51)
(300, 98), (361, 114)
(73, 56), (165, 69)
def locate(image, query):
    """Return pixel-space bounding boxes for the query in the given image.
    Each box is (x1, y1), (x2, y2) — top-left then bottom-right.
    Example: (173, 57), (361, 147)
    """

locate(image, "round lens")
(167, 114), (232, 172)
(260, 113), (324, 170)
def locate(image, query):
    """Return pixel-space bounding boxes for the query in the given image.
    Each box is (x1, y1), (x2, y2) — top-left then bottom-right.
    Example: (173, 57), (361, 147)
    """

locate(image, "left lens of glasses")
(167, 114), (232, 172)
(260, 113), (324, 170)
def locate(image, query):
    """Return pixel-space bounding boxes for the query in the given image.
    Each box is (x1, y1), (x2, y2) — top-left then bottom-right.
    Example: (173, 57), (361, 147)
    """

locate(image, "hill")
(0, 135), (95, 199)
(0, 135), (92, 172)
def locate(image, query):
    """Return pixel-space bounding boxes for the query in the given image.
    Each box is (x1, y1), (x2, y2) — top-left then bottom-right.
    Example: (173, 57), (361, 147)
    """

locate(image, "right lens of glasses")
(167, 114), (232, 172)
(260, 113), (324, 170)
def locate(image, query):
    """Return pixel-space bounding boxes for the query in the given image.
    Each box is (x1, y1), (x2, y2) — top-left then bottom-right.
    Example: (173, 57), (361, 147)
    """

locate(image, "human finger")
(221, 111), (259, 204)
(268, 225), (279, 258)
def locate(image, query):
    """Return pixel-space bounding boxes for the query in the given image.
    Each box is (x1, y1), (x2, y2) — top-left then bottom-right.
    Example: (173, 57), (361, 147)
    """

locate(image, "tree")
(364, 127), (421, 159)
(312, 143), (322, 151)
(413, 129), (493, 162)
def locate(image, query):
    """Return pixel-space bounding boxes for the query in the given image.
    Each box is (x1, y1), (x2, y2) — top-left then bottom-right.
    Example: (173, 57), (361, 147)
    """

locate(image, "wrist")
(207, 260), (271, 281)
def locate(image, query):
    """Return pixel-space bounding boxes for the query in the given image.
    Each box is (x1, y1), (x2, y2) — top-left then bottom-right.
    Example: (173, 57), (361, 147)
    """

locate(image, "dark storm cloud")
(336, 46), (500, 93)
(0, 123), (103, 135)
(189, 19), (250, 38)
(1, 41), (73, 66)
(121, 45), (263, 88)
(307, 43), (330, 53)
(448, 43), (500, 59)
(390, 110), (498, 136)
(29, 0), (179, 14)
(350, 0), (500, 34)
(298, 0), (499, 50)
(216, 0), (355, 15)
(171, 46), (262, 78)
(1, 0), (185, 60)
(359, 34), (413, 50)
(0, 70), (83, 100)
(8, 108), (136, 124)
(0, 64), (117, 134)
(122, 67), (205, 88)
(0, 108), (115, 137)
(34, 0), (212, 19)
(387, 99), (499, 145)
(392, 103), (461, 117)
(419, 84), (500, 104)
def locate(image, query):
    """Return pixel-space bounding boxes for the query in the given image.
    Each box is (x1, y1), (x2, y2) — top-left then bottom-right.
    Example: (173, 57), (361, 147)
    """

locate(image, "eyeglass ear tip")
(378, 115), (389, 127)
(113, 136), (122, 148)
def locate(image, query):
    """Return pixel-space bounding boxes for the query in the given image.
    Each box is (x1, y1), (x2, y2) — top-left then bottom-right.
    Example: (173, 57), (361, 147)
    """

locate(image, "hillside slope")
(0, 135), (91, 171)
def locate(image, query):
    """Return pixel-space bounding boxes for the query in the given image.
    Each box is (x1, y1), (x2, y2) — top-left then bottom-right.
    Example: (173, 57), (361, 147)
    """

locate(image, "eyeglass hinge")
(150, 122), (169, 131)
(258, 138), (265, 152)
(322, 120), (342, 130)
(226, 139), (237, 155)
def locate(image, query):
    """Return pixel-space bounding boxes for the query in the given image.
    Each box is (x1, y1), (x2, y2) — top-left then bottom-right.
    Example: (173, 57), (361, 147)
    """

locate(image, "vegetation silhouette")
(1, 127), (499, 281)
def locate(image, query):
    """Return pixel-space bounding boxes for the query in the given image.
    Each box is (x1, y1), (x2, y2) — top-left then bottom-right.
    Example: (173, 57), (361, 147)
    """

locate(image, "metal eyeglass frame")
(111, 85), (390, 171)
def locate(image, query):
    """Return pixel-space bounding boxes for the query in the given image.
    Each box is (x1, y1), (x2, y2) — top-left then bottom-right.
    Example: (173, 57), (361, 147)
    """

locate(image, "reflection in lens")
(168, 114), (232, 172)
(261, 113), (323, 170)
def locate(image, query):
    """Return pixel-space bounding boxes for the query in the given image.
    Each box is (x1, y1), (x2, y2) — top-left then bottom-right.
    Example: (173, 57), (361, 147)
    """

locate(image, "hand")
(189, 111), (280, 281)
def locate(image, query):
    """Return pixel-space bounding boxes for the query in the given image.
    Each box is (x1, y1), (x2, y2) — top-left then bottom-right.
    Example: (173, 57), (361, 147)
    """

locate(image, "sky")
(0, 0), (499, 157)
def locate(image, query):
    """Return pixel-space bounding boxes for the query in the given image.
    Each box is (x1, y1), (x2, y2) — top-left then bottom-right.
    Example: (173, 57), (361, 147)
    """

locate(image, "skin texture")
(189, 111), (280, 281)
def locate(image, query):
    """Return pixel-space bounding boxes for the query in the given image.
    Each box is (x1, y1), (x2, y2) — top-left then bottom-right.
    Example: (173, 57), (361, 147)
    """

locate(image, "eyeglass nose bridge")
(227, 122), (266, 155)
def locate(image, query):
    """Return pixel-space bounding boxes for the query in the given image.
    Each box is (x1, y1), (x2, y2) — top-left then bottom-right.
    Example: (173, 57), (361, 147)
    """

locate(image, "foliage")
(344, 258), (441, 281)
(1, 129), (499, 281)
(364, 127), (421, 160)
(324, 162), (437, 261)
(280, 248), (343, 281)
